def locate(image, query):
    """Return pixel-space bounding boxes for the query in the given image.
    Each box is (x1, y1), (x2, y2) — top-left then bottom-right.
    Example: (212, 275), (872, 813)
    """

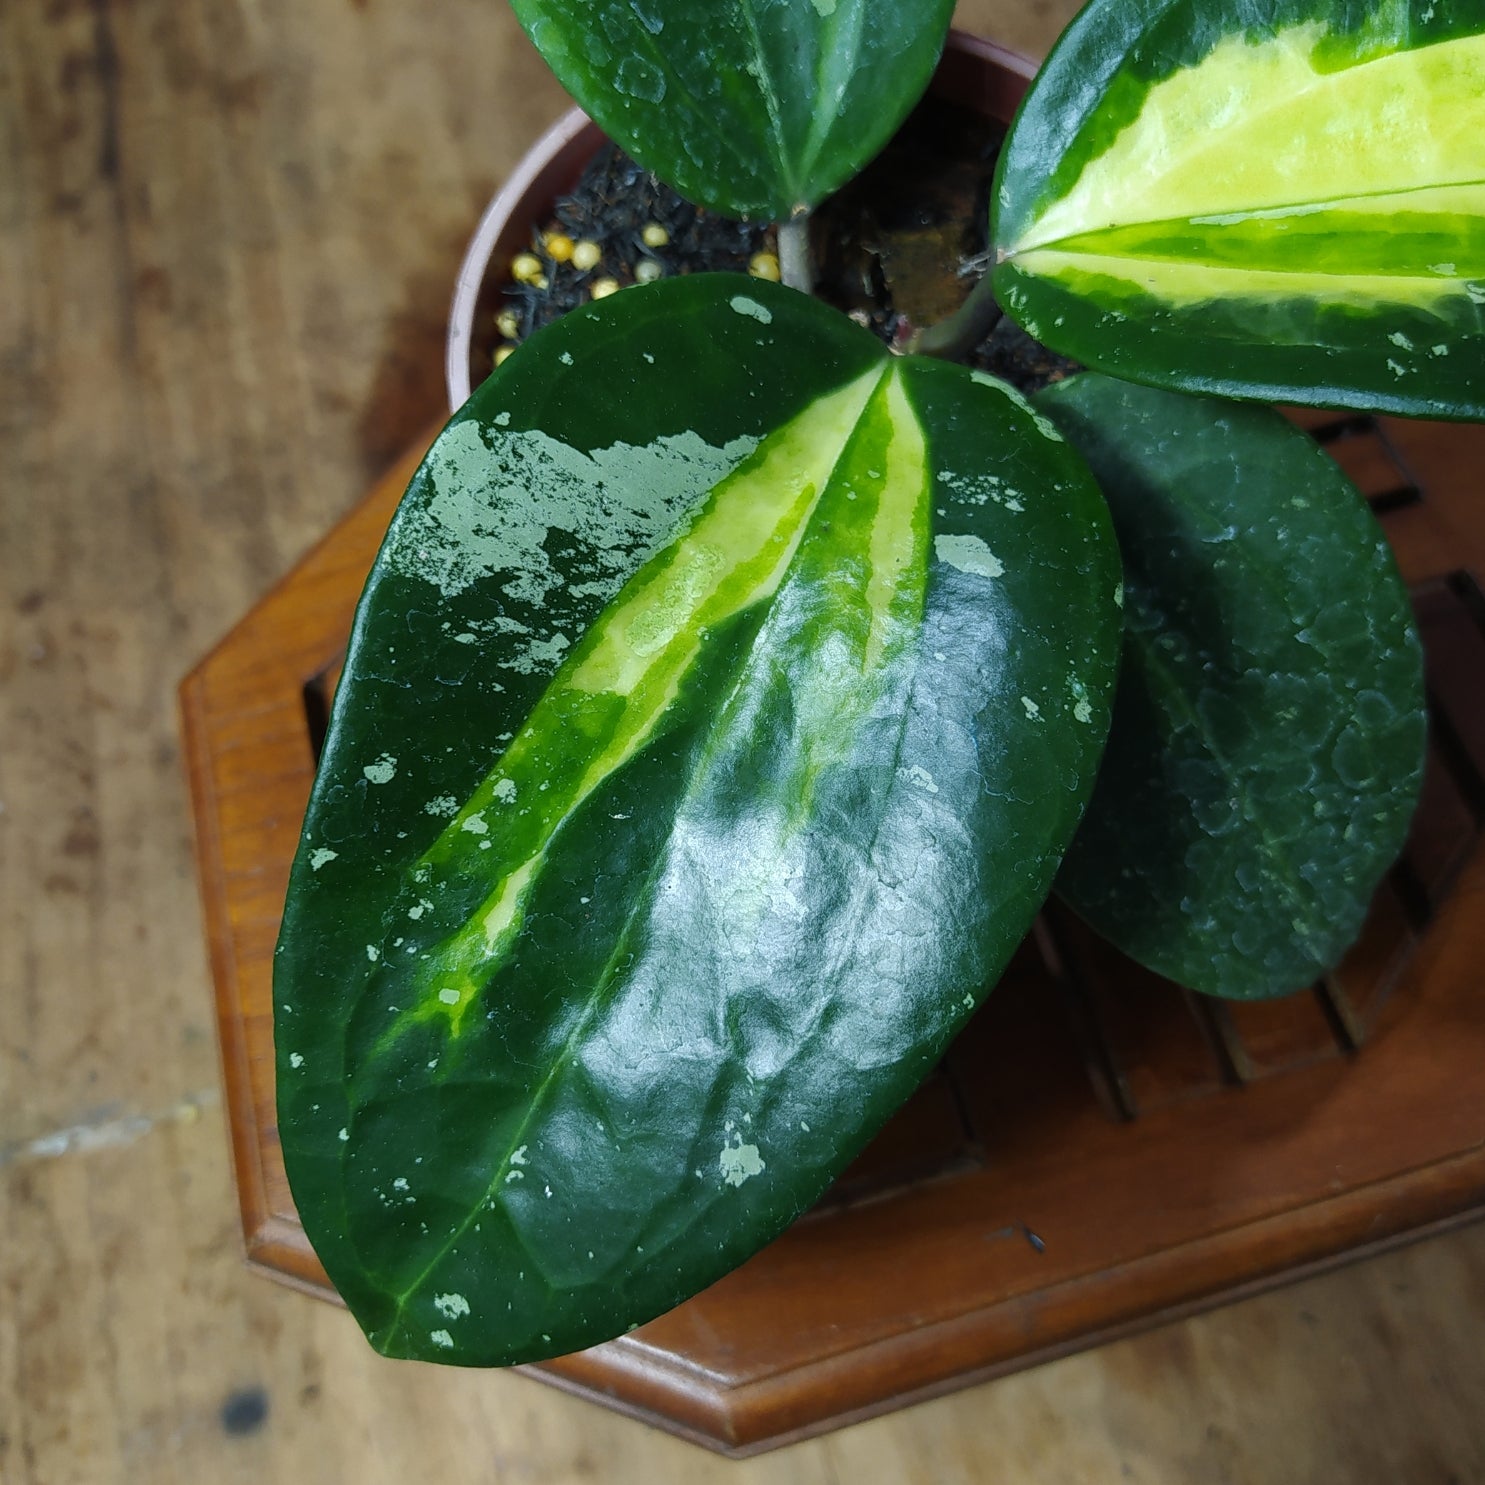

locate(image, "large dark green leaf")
(1039, 374), (1426, 1000)
(509, 0), (954, 220)
(275, 275), (1121, 1364)
(993, 0), (1485, 418)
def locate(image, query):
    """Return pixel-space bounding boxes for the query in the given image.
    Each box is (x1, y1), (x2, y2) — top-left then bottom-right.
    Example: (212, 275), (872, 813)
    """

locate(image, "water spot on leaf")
(363, 754), (397, 785)
(719, 1135), (765, 1187)
(729, 295), (773, 325)
(934, 533), (1004, 578)
(615, 55), (666, 103)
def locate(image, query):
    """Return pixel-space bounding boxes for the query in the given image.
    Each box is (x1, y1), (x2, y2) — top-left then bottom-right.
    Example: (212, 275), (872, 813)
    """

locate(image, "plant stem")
(778, 214), (814, 293)
(905, 270), (1004, 361)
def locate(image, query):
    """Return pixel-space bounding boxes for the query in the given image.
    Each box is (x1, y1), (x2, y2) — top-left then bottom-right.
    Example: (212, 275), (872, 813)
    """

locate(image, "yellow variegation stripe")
(379, 363), (890, 1043)
(1010, 250), (1485, 314)
(1006, 23), (1485, 308)
(862, 369), (929, 672)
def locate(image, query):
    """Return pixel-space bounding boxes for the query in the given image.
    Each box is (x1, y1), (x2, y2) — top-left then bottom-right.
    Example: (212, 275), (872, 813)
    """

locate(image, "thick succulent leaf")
(274, 275), (1121, 1365)
(993, 0), (1485, 418)
(509, 0), (954, 220)
(1039, 374), (1426, 1000)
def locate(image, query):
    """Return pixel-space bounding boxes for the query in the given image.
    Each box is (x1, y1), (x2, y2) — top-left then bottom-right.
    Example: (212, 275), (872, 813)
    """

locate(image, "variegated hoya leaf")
(993, 0), (1485, 418)
(274, 275), (1121, 1364)
(1040, 375), (1426, 1000)
(509, 0), (955, 220)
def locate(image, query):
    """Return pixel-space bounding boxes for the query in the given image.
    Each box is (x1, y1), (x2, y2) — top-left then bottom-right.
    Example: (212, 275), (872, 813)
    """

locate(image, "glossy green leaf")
(509, 0), (955, 220)
(275, 275), (1121, 1365)
(993, 0), (1485, 418)
(1039, 374), (1426, 1000)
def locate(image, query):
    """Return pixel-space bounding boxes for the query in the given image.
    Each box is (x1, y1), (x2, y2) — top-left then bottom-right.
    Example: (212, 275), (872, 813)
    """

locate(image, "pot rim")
(444, 30), (1037, 412)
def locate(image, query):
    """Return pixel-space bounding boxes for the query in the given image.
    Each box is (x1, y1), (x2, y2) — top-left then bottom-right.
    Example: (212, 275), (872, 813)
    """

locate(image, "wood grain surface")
(4, 1), (1485, 1482)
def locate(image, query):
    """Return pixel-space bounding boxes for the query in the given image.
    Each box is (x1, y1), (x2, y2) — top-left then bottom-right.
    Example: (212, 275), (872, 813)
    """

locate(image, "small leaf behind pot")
(274, 275), (1121, 1365)
(1039, 373), (1426, 1000)
(510, 0), (954, 220)
(994, 0), (1485, 418)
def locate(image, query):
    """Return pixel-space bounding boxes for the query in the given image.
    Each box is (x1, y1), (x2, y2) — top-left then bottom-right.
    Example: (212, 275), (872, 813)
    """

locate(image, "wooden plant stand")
(181, 410), (1485, 1456)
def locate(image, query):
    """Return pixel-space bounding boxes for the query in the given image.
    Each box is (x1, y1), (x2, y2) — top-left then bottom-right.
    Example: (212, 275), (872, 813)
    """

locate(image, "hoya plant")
(274, 0), (1482, 1366)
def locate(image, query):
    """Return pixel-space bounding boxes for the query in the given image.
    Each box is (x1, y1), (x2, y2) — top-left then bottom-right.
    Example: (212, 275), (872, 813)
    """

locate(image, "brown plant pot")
(443, 30), (1037, 411)
(183, 29), (1485, 1461)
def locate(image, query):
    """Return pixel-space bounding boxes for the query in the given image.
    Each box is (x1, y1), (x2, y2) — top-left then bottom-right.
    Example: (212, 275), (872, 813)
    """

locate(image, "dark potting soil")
(482, 94), (1079, 397)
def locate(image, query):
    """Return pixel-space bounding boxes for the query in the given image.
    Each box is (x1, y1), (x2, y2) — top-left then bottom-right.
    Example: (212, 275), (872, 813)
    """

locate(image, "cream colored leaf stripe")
(1004, 24), (1485, 307)
(372, 360), (938, 1049)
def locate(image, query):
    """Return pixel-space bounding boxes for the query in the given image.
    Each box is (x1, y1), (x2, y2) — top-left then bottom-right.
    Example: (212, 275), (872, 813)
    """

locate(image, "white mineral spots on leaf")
(1387, 359), (1407, 377)
(934, 533), (1005, 579)
(366, 944), (379, 962)
(424, 795), (459, 816)
(363, 753), (397, 784)
(309, 847), (338, 871)
(460, 813), (489, 836)
(338, 1128), (349, 1142)
(559, 351), (574, 365)
(1022, 696), (1041, 719)
(288, 1053), (304, 1069)
(434, 1292), (470, 1320)
(719, 1135), (765, 1187)
(729, 295), (773, 324)
(453, 632), (476, 645)
(1114, 581), (1125, 609)
(505, 1169), (524, 1183)
(1013, 25), (1485, 262)
(437, 987), (460, 1005)
(492, 778), (518, 804)
(1433, 344), (1449, 355)
(1074, 699), (1094, 723)
(899, 764), (939, 794)
(508, 632), (570, 675)
(1467, 283), (1485, 305)
(393, 1177), (409, 1190)
(800, 1120), (810, 1132)
(494, 411), (511, 427)
(430, 1329), (454, 1349)
(1070, 675), (1094, 724)
(510, 1145), (529, 1165)
(393, 419), (758, 655)
(1388, 331), (1414, 349)
(1431, 262), (1458, 274)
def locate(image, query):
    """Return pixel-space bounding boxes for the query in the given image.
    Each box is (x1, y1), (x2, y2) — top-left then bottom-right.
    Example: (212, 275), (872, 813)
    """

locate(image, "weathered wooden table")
(10, 0), (1485, 1477)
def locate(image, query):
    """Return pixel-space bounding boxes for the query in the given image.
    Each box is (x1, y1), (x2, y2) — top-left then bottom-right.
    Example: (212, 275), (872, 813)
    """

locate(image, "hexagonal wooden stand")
(182, 413), (1485, 1456)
